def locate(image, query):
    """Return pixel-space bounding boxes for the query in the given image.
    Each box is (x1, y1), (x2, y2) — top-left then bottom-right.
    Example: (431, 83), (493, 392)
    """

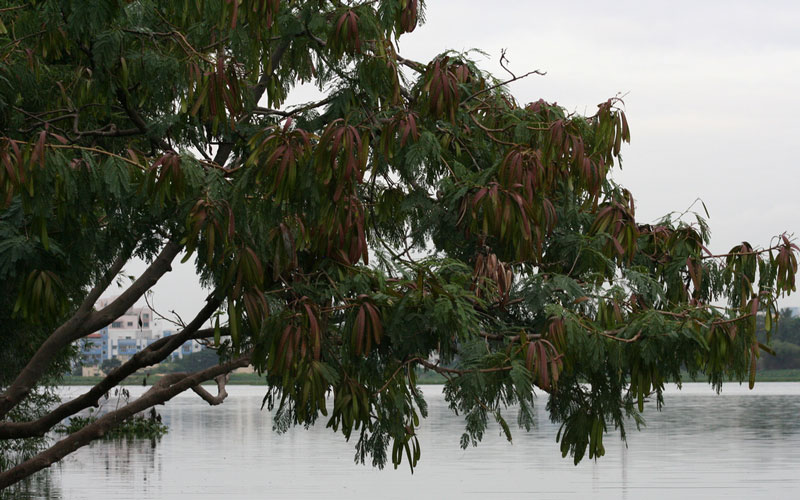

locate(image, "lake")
(12, 383), (800, 499)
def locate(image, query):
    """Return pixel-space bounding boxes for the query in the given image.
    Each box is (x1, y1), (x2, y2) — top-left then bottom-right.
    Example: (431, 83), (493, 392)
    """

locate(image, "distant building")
(79, 327), (109, 365)
(158, 329), (203, 360)
(97, 297), (157, 360)
(75, 297), (205, 368)
(81, 365), (103, 377)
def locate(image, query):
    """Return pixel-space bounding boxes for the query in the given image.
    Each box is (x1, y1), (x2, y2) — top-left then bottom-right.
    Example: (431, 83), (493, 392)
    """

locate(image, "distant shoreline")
(60, 369), (800, 386)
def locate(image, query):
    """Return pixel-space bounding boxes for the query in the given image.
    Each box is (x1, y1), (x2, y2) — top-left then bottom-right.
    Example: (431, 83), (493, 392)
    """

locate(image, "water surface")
(23, 383), (800, 499)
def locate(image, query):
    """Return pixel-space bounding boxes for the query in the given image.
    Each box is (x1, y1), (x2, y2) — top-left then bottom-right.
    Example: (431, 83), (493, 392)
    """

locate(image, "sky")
(121, 0), (800, 323)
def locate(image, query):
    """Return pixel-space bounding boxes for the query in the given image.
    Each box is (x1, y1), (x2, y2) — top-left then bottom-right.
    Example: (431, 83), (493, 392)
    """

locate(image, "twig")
(597, 329), (642, 343)
(416, 358), (512, 376)
(463, 69), (546, 104)
(701, 244), (783, 260)
(374, 359), (418, 395)
(498, 49), (515, 79)
(252, 94), (337, 118)
(143, 291), (184, 329)
(6, 140), (146, 170)
(467, 113), (517, 146)
(0, 5), (26, 13)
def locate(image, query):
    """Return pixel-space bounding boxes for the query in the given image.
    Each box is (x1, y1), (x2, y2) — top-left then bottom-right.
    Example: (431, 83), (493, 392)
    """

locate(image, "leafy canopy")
(1, 0), (798, 475)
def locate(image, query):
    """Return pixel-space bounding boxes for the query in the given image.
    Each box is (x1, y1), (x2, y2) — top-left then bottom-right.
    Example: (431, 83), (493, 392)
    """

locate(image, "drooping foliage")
(1, 0), (798, 481)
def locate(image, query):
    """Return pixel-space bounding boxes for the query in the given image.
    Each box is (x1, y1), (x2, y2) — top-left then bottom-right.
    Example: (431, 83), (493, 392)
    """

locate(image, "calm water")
(14, 383), (800, 499)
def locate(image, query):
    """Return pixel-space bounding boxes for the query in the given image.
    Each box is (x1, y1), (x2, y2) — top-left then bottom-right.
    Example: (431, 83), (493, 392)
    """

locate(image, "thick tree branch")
(0, 355), (250, 490)
(116, 90), (176, 153)
(191, 374), (230, 405)
(0, 249), (130, 419)
(0, 241), (181, 419)
(396, 54), (426, 73)
(0, 296), (221, 439)
(78, 250), (134, 324)
(82, 241), (182, 333)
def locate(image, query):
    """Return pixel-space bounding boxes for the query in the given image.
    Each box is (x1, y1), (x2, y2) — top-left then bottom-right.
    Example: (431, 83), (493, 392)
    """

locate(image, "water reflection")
(16, 383), (800, 499)
(1, 469), (61, 500)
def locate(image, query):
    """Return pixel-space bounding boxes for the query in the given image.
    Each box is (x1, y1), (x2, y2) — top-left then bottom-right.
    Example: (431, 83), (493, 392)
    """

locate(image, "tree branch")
(396, 54), (426, 73)
(6, 140), (148, 170)
(0, 241), (181, 419)
(116, 90), (175, 153)
(463, 69), (546, 104)
(0, 249), (130, 419)
(416, 358), (512, 376)
(190, 373), (231, 405)
(701, 244), (784, 260)
(0, 296), (221, 439)
(252, 94), (337, 118)
(82, 241), (182, 333)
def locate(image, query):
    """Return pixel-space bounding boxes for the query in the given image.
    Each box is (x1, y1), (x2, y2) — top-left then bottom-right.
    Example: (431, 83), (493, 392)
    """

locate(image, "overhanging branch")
(190, 374), (231, 405)
(82, 241), (183, 334)
(0, 240), (182, 419)
(0, 296), (221, 440)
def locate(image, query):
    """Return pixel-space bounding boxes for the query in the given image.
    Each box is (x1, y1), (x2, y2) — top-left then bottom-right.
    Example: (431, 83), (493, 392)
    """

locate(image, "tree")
(1, 0), (798, 489)
(757, 309), (800, 370)
(99, 358), (122, 375)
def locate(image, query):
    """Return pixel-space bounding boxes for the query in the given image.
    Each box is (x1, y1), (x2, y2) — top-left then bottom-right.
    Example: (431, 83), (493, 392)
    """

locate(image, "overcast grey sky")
(124, 0), (800, 322)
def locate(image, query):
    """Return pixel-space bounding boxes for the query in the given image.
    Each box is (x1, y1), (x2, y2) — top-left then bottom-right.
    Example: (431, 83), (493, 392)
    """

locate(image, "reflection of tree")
(47, 438), (163, 499)
(99, 439), (159, 478)
(0, 388), (60, 496)
(659, 395), (800, 436)
(0, 467), (61, 500)
(7, 437), (162, 498)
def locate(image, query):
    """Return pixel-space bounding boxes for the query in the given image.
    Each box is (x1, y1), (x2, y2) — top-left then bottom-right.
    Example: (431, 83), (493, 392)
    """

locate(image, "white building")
(96, 297), (156, 360)
(89, 297), (203, 362)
